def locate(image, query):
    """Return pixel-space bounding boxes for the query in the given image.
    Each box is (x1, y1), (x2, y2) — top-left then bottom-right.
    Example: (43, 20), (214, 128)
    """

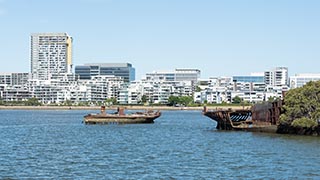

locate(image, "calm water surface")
(0, 110), (320, 179)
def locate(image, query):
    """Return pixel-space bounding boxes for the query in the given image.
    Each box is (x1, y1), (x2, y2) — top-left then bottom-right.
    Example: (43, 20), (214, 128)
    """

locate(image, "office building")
(290, 74), (320, 88)
(146, 68), (200, 82)
(145, 71), (175, 81)
(75, 63), (135, 82)
(232, 73), (265, 92)
(233, 73), (264, 83)
(175, 69), (201, 82)
(31, 33), (73, 80)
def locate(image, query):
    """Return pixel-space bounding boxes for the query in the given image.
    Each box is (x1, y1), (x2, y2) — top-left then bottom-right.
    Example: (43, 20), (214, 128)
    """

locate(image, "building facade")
(75, 63), (135, 82)
(12, 73), (29, 86)
(0, 73), (11, 85)
(117, 79), (194, 105)
(175, 69), (201, 82)
(232, 74), (264, 83)
(264, 67), (288, 87)
(146, 68), (200, 82)
(290, 74), (320, 88)
(31, 33), (73, 80)
(0, 73), (29, 86)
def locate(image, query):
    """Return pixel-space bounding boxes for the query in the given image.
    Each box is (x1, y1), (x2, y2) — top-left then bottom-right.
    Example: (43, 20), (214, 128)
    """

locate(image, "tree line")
(280, 81), (320, 128)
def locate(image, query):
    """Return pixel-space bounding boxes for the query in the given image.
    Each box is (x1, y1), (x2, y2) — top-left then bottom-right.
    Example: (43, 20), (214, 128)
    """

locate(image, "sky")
(0, 0), (320, 79)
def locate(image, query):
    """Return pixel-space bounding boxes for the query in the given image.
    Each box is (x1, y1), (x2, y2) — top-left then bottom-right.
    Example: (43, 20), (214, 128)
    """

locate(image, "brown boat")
(84, 106), (161, 124)
(203, 100), (283, 133)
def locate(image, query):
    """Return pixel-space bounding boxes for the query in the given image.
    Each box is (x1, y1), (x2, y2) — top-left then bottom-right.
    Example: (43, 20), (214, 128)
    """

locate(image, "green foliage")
(291, 117), (318, 128)
(106, 97), (117, 105)
(195, 86), (202, 92)
(63, 100), (73, 106)
(221, 101), (228, 105)
(1, 101), (22, 106)
(179, 96), (193, 106)
(232, 96), (242, 104)
(279, 114), (290, 125)
(168, 96), (180, 106)
(168, 96), (193, 106)
(281, 80), (320, 128)
(267, 96), (280, 102)
(25, 98), (42, 106)
(241, 101), (252, 106)
(77, 101), (89, 106)
(141, 95), (147, 104)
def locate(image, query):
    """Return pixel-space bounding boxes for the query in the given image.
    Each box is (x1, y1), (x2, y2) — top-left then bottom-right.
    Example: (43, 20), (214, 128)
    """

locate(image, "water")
(0, 110), (320, 179)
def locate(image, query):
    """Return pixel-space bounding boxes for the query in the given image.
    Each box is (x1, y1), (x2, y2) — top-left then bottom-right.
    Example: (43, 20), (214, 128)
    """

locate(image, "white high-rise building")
(264, 67), (288, 87)
(31, 33), (73, 80)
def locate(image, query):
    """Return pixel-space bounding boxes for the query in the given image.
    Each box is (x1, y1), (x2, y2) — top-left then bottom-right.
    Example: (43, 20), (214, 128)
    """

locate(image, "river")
(0, 110), (319, 179)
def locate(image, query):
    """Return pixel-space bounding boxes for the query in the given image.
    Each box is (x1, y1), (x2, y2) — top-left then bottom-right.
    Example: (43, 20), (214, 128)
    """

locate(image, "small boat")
(84, 106), (161, 124)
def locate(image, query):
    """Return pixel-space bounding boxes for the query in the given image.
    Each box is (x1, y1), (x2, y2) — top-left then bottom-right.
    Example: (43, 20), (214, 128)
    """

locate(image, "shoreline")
(0, 105), (249, 111)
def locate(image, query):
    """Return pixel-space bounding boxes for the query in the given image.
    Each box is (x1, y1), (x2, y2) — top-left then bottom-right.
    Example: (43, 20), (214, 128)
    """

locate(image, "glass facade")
(233, 76), (264, 83)
(75, 63), (135, 82)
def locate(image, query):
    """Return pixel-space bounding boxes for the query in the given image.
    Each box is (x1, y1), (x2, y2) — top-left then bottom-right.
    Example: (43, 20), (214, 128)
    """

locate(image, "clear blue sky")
(1, 0), (320, 79)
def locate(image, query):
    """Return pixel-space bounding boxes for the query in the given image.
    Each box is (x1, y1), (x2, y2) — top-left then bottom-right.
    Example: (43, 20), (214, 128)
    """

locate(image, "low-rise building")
(290, 73), (320, 89)
(231, 91), (264, 103)
(2, 85), (29, 102)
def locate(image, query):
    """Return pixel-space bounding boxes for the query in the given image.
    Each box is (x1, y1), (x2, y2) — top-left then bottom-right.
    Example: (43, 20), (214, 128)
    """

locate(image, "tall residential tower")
(31, 33), (72, 80)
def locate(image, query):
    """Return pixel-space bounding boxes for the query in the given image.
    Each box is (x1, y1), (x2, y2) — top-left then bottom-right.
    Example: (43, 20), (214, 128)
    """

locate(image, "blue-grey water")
(0, 110), (320, 179)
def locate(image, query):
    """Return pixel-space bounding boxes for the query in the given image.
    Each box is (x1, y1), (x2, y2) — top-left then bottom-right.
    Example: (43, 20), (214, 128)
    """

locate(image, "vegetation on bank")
(0, 95), (253, 107)
(0, 97), (42, 106)
(280, 81), (320, 128)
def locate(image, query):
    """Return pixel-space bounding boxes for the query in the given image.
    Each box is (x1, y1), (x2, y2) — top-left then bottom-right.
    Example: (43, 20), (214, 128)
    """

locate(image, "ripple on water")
(0, 110), (320, 179)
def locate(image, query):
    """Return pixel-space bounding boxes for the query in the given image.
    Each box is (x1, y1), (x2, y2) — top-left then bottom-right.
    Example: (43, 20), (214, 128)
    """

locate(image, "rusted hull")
(232, 123), (278, 133)
(233, 126), (278, 133)
(203, 110), (252, 130)
(203, 111), (233, 130)
(84, 114), (161, 124)
(203, 99), (284, 133)
(203, 108), (278, 133)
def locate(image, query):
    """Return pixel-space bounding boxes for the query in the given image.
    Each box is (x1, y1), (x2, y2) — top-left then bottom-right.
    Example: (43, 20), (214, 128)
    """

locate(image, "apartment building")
(264, 67), (288, 87)
(31, 33), (73, 80)
(0, 73), (29, 86)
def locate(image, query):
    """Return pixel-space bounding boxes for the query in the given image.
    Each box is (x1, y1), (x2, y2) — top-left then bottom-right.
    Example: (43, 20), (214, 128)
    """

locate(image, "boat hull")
(232, 124), (278, 133)
(203, 108), (278, 133)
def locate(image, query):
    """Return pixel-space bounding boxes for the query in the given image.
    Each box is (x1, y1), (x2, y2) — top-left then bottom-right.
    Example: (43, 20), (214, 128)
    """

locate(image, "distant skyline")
(0, 0), (320, 79)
